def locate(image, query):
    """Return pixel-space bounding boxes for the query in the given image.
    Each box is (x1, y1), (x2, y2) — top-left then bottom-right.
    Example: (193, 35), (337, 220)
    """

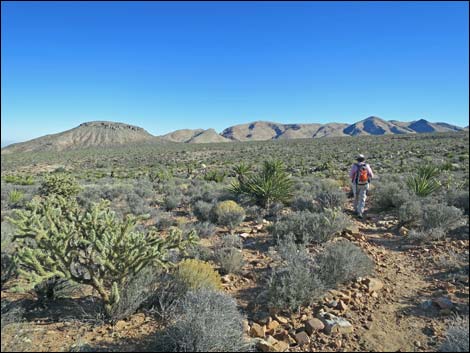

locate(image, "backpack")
(355, 163), (369, 185)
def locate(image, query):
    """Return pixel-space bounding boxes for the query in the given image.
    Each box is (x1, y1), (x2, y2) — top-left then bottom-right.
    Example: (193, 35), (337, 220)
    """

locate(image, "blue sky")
(1, 1), (469, 144)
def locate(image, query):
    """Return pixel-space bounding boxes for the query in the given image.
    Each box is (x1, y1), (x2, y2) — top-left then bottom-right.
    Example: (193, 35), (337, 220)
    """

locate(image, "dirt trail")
(348, 205), (444, 352)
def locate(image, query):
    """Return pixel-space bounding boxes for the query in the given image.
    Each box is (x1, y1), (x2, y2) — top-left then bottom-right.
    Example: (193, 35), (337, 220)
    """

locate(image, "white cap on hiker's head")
(356, 154), (365, 161)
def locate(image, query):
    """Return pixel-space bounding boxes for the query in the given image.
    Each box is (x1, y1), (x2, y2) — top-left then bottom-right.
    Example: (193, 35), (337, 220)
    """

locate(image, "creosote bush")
(155, 290), (250, 352)
(7, 195), (196, 319)
(211, 200), (245, 230)
(317, 240), (374, 289)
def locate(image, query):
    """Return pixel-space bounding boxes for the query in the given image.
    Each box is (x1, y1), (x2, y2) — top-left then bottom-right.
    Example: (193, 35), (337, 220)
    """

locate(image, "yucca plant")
(406, 165), (441, 197)
(8, 189), (25, 207)
(231, 160), (293, 208)
(232, 162), (251, 183)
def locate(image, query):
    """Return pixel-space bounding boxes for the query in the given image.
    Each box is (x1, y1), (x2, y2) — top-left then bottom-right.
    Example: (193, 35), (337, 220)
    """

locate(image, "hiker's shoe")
(357, 212), (364, 219)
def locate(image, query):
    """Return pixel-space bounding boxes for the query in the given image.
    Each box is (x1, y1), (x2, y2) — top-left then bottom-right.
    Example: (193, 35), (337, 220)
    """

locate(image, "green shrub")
(203, 170), (226, 183)
(317, 240), (374, 289)
(271, 209), (349, 244)
(4, 174), (34, 185)
(211, 200), (245, 230)
(230, 160), (293, 208)
(39, 173), (81, 197)
(7, 196), (196, 319)
(174, 259), (222, 292)
(155, 290), (250, 352)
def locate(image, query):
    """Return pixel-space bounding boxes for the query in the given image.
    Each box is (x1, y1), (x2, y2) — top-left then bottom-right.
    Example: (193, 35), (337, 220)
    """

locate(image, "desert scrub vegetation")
(174, 259), (222, 292)
(406, 164), (441, 197)
(271, 208), (349, 244)
(268, 236), (325, 312)
(316, 240), (374, 289)
(211, 200), (245, 230)
(6, 196), (197, 319)
(291, 178), (346, 212)
(230, 160), (293, 208)
(39, 173), (82, 197)
(155, 289), (250, 352)
(214, 234), (245, 275)
(439, 316), (469, 352)
(3, 174), (34, 185)
(372, 179), (411, 211)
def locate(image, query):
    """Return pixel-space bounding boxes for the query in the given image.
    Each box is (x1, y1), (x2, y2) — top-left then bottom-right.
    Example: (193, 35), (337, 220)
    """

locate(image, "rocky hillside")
(1, 121), (155, 154)
(221, 121), (349, 141)
(2, 117), (465, 153)
(160, 128), (230, 143)
(391, 118), (463, 133)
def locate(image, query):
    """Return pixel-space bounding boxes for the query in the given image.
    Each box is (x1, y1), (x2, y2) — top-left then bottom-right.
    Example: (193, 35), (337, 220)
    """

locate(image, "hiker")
(349, 154), (374, 218)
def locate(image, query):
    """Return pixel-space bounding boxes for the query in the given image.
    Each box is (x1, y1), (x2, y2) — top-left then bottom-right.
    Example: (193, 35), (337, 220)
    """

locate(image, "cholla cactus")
(7, 195), (197, 318)
(39, 173), (82, 197)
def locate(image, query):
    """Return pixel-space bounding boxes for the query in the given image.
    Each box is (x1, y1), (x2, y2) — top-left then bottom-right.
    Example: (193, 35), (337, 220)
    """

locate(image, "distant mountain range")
(1, 117), (467, 154)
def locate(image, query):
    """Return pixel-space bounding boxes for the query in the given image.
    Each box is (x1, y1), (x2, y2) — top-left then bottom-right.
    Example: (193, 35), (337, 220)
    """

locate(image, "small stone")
(274, 315), (289, 325)
(257, 339), (276, 352)
(399, 226), (409, 236)
(267, 320), (280, 332)
(239, 232), (250, 239)
(365, 278), (384, 293)
(242, 320), (250, 333)
(319, 313), (354, 335)
(250, 323), (266, 338)
(337, 300), (349, 312)
(114, 320), (127, 330)
(294, 331), (310, 346)
(305, 318), (325, 335)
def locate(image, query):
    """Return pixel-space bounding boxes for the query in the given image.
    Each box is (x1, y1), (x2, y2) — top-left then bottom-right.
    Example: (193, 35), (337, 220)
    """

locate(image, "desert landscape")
(2, 1), (468, 352)
(1, 122), (468, 352)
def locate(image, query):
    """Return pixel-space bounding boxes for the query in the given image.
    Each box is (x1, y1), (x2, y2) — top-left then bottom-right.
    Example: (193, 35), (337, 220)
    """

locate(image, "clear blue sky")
(1, 1), (469, 144)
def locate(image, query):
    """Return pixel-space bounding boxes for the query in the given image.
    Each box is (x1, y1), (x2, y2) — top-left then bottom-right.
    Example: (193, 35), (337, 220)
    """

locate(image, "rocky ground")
(1, 201), (469, 352)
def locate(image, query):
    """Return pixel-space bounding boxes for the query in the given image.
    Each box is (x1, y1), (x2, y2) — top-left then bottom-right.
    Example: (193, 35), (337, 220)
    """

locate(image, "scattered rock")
(274, 315), (289, 325)
(319, 313), (354, 335)
(250, 322), (266, 338)
(305, 318), (325, 335)
(294, 331), (310, 346)
(399, 226), (409, 236)
(239, 232), (250, 239)
(364, 278), (384, 293)
(267, 320), (280, 332)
